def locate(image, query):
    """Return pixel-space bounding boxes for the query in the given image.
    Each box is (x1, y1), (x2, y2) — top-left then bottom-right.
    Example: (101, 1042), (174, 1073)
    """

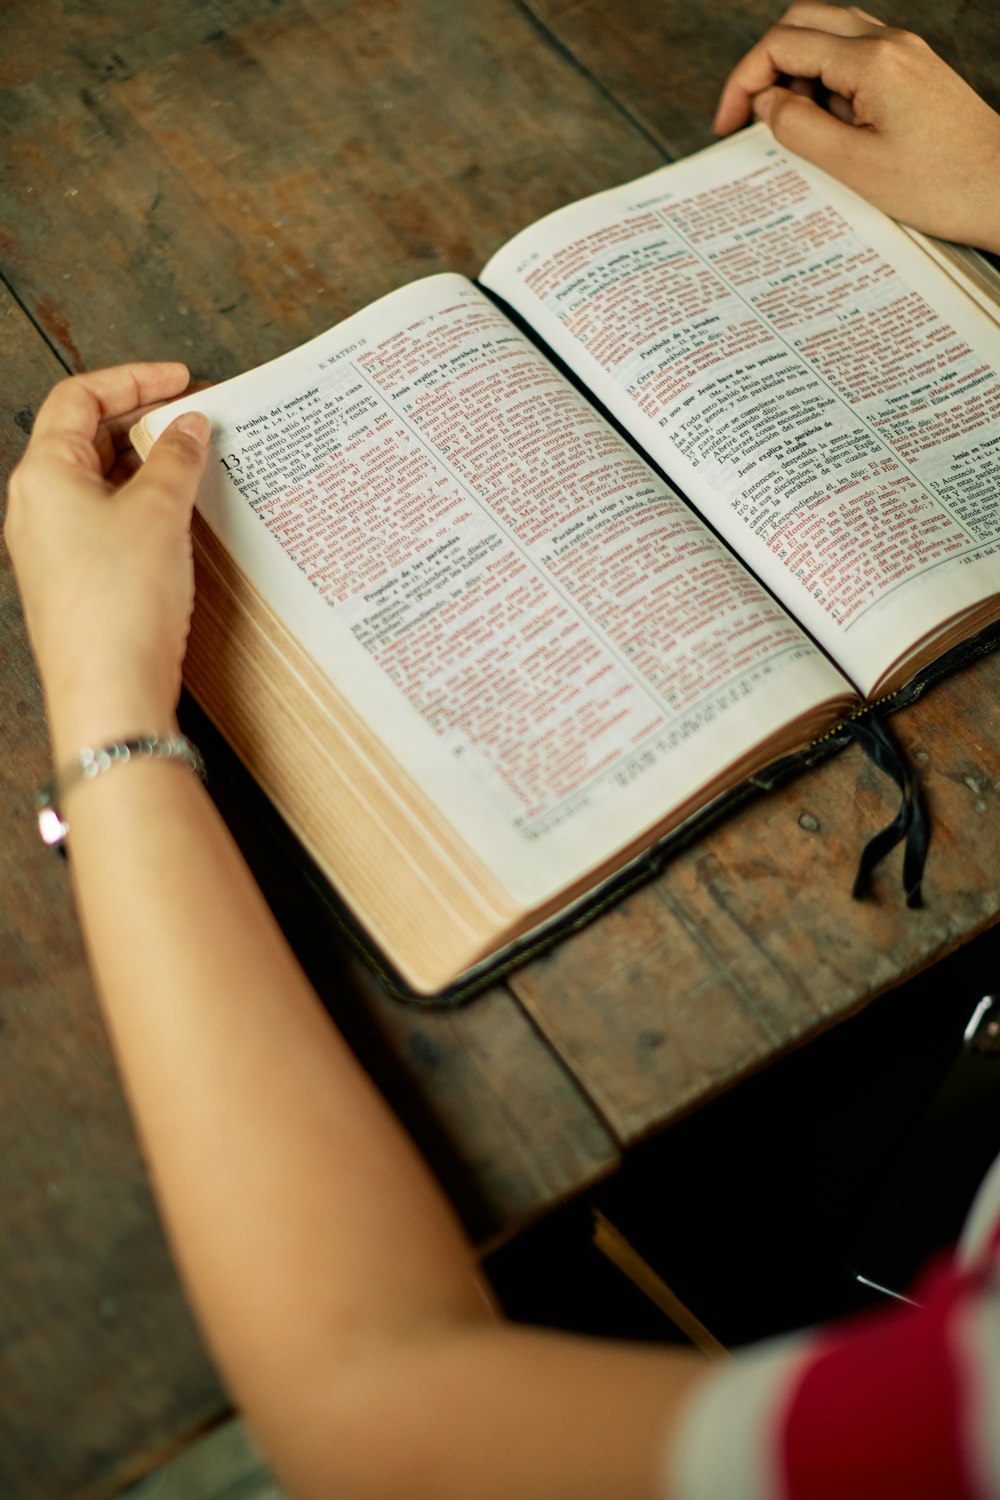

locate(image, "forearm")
(59, 757), (708, 1500)
(60, 758), (491, 1400)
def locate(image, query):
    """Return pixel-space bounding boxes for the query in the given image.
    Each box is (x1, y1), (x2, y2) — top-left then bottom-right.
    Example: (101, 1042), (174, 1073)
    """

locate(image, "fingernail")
(177, 411), (210, 447)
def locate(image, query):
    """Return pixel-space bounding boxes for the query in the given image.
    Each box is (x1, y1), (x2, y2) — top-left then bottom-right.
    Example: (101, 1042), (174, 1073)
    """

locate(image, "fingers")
(103, 382), (209, 450)
(714, 4), (886, 135)
(97, 380), (216, 478)
(827, 90), (856, 123)
(30, 363), (191, 449)
(131, 411), (211, 518)
(11, 369), (206, 522)
(753, 85), (874, 182)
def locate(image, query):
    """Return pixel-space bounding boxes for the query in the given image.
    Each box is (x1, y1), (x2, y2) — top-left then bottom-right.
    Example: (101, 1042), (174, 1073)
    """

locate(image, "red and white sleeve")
(668, 1154), (1000, 1500)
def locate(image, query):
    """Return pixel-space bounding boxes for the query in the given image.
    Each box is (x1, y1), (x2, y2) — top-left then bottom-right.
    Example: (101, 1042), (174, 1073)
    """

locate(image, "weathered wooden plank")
(511, 649), (1000, 1142)
(0, 0), (665, 376)
(523, 0), (1000, 163)
(0, 288), (227, 1500)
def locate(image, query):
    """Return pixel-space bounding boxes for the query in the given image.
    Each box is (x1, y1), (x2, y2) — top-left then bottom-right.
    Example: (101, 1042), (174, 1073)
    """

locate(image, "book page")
(480, 127), (1000, 697)
(143, 274), (849, 904)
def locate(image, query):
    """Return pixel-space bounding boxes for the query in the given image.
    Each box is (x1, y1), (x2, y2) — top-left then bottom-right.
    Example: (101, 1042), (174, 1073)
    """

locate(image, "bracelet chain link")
(36, 734), (206, 851)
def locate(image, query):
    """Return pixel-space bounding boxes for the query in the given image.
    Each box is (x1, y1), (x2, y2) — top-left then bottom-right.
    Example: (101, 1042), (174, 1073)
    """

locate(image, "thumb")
(135, 410), (211, 514)
(755, 86), (874, 182)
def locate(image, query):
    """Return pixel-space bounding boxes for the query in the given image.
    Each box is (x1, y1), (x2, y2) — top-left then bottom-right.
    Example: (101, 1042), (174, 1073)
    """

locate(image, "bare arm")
(4, 365), (707, 1500)
(714, 3), (1000, 254)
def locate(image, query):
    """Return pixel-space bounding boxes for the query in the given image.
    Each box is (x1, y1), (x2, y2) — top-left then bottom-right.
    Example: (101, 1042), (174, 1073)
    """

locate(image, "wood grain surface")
(1, 1), (998, 1495)
(511, 660), (1000, 1142)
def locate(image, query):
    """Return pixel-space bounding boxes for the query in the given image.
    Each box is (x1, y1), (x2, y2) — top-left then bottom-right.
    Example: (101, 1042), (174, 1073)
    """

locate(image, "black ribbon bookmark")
(846, 714), (929, 909)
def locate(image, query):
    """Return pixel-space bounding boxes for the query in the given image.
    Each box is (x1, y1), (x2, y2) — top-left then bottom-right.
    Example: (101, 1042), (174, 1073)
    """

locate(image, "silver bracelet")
(37, 734), (207, 850)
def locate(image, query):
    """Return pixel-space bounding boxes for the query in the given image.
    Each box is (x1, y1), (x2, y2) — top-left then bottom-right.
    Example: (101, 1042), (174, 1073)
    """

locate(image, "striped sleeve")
(669, 1154), (1000, 1500)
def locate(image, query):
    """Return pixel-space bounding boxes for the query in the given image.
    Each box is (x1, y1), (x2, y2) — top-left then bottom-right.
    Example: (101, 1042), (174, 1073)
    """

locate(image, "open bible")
(134, 124), (1000, 998)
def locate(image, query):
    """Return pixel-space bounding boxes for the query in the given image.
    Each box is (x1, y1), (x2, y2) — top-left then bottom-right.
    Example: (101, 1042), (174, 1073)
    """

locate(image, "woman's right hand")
(713, 3), (1000, 253)
(4, 364), (210, 763)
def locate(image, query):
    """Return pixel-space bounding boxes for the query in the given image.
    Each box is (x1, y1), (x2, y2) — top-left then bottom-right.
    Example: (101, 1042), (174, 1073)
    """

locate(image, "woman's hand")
(4, 363), (210, 763)
(714, 3), (1000, 253)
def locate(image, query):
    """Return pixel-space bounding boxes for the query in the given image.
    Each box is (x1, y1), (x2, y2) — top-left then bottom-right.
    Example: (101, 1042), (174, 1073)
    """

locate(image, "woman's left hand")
(4, 362), (210, 762)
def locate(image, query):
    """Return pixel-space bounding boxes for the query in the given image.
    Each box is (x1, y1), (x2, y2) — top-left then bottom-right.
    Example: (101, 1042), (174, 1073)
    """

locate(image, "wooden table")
(2, 2), (999, 1494)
